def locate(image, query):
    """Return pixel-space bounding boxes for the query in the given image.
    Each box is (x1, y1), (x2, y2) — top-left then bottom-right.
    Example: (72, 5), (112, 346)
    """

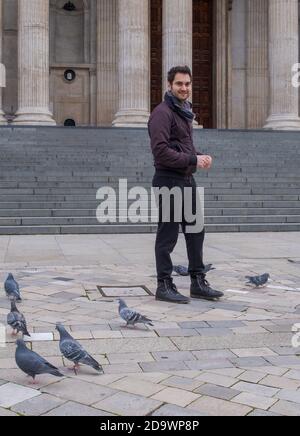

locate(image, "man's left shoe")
(190, 275), (224, 301)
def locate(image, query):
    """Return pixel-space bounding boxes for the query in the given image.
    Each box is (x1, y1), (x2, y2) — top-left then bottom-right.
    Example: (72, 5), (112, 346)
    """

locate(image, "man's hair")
(168, 66), (192, 84)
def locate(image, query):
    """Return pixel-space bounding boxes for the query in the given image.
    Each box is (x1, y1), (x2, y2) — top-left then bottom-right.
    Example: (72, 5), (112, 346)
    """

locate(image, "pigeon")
(204, 264), (216, 273)
(118, 298), (154, 327)
(173, 265), (189, 276)
(245, 273), (270, 287)
(4, 274), (22, 301)
(7, 299), (30, 337)
(173, 264), (215, 276)
(15, 339), (63, 383)
(56, 323), (103, 375)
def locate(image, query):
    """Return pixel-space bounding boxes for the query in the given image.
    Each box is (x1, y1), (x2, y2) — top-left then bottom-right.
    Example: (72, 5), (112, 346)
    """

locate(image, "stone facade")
(1, 0), (300, 129)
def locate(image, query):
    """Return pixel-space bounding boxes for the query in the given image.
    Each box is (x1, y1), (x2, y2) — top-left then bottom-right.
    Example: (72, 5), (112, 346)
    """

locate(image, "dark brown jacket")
(148, 101), (199, 176)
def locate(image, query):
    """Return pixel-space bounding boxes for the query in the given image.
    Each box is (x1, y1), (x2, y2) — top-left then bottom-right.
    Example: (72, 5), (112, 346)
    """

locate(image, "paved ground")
(0, 232), (300, 416)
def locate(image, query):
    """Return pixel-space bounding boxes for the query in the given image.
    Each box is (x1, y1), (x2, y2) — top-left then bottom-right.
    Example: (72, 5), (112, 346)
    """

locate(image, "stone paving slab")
(11, 394), (66, 416)
(41, 379), (117, 406)
(93, 391), (162, 416)
(152, 404), (206, 416)
(0, 383), (41, 408)
(188, 396), (252, 416)
(43, 401), (115, 416)
(195, 384), (241, 401)
(0, 232), (300, 416)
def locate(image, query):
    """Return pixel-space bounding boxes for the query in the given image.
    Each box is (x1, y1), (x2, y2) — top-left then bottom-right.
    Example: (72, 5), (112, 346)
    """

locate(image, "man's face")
(168, 73), (192, 102)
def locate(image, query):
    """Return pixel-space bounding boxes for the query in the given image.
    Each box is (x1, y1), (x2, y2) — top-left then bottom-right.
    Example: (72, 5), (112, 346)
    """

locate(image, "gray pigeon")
(15, 339), (63, 383)
(4, 273), (22, 301)
(7, 300), (30, 337)
(56, 323), (103, 375)
(173, 264), (215, 276)
(118, 299), (154, 327)
(245, 273), (270, 287)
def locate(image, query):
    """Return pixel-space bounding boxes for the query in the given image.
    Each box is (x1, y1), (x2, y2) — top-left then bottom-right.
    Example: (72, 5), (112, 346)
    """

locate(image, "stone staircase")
(0, 126), (299, 234)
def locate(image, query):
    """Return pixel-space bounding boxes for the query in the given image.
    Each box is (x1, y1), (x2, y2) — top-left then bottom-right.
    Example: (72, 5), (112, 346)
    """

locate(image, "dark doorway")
(150, 0), (163, 112)
(193, 0), (213, 127)
(64, 119), (76, 127)
(150, 0), (214, 128)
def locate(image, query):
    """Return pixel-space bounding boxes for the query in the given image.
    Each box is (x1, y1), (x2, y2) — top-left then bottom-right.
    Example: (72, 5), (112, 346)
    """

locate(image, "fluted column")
(97, 0), (118, 126)
(14, 0), (55, 125)
(113, 0), (150, 127)
(0, 0), (6, 124)
(162, 0), (192, 88)
(264, 0), (300, 130)
(215, 0), (228, 129)
(246, 0), (268, 128)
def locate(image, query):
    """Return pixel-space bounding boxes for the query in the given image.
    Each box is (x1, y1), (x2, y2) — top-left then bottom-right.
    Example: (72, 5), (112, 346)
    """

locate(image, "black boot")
(191, 274), (224, 301)
(156, 279), (190, 304)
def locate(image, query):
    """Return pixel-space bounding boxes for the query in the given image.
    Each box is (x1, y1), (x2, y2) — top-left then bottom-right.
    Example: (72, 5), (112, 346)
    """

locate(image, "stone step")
(1, 206), (300, 218)
(0, 199), (299, 209)
(0, 222), (299, 235)
(0, 214), (299, 227)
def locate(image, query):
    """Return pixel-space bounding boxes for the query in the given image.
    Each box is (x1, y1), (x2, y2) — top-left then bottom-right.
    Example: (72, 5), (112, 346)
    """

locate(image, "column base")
(0, 112), (7, 125)
(13, 109), (56, 126)
(264, 114), (300, 130)
(112, 110), (150, 128)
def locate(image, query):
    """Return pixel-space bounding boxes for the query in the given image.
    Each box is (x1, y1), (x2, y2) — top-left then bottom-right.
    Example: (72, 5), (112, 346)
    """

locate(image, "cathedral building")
(0, 0), (300, 130)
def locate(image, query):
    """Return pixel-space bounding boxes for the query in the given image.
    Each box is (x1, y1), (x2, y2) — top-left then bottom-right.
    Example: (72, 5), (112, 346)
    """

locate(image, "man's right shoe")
(191, 274), (224, 301)
(156, 279), (190, 304)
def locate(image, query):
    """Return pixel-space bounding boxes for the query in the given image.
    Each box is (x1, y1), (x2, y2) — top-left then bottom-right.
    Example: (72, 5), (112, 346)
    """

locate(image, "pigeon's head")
(117, 299), (127, 308)
(7, 273), (14, 280)
(55, 323), (71, 338)
(264, 273), (270, 279)
(10, 299), (18, 311)
(55, 323), (66, 333)
(16, 339), (26, 348)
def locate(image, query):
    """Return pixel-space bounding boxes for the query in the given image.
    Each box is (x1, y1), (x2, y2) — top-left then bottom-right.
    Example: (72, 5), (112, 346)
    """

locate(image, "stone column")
(214, 0), (228, 129)
(14, 0), (55, 125)
(162, 0), (193, 89)
(113, 0), (150, 127)
(264, 0), (300, 130)
(97, 0), (118, 126)
(0, 0), (6, 124)
(246, 0), (268, 129)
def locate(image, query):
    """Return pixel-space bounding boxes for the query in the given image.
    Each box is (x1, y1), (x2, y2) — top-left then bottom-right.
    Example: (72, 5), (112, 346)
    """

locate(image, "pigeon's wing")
(120, 307), (140, 323)
(60, 338), (86, 363)
(16, 348), (60, 376)
(137, 315), (153, 326)
(7, 311), (18, 327)
(60, 338), (101, 370)
(7, 311), (27, 332)
(77, 350), (102, 370)
(5, 282), (21, 300)
(120, 307), (152, 325)
(173, 265), (189, 276)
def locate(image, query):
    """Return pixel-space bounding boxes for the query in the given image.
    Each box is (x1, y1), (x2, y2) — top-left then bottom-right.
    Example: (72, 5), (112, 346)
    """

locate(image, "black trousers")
(153, 172), (206, 281)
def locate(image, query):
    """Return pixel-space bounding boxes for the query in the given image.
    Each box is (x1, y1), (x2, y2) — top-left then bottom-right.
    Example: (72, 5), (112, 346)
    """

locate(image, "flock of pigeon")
(4, 270), (270, 384)
(173, 265), (270, 288)
(4, 274), (153, 384)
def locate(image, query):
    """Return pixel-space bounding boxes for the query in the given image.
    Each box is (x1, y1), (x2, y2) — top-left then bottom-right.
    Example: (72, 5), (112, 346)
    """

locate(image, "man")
(148, 65), (224, 304)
